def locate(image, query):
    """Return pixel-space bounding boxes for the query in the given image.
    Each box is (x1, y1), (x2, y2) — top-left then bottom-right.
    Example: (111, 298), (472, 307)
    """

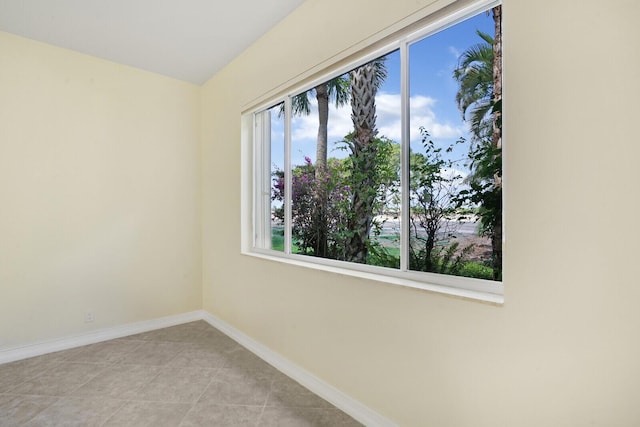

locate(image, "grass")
(271, 226), (300, 253)
(271, 228), (494, 280)
(458, 262), (494, 280)
(271, 229), (285, 252)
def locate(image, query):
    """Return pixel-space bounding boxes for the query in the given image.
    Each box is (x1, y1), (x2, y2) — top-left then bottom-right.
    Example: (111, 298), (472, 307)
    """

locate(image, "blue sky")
(270, 10), (494, 176)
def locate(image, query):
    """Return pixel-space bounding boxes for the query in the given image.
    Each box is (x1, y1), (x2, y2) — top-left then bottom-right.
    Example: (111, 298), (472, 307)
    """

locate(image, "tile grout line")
(95, 399), (128, 427)
(58, 358), (123, 427)
(255, 377), (277, 427)
(56, 361), (110, 397)
(53, 339), (158, 427)
(2, 357), (67, 395)
(59, 338), (183, 426)
(100, 337), (184, 425)
(176, 367), (221, 427)
(14, 395), (63, 427)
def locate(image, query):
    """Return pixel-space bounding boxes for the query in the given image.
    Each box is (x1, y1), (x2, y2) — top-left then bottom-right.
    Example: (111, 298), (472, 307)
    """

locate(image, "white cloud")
(290, 91), (465, 152)
(373, 92), (464, 142)
(448, 45), (462, 59)
(290, 98), (352, 143)
(408, 94), (464, 140)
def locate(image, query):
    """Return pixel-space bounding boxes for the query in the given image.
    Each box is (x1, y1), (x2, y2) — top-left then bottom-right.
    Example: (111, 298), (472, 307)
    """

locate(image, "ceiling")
(0, 0), (307, 84)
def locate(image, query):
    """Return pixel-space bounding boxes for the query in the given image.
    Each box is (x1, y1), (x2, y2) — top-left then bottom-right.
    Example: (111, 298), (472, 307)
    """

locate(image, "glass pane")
(268, 102), (285, 252)
(287, 50), (401, 268)
(408, 9), (501, 280)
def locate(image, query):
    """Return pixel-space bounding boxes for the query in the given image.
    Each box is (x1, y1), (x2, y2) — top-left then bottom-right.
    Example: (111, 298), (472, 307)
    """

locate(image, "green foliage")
(408, 128), (471, 273)
(338, 133), (400, 215)
(285, 75), (351, 117)
(453, 25), (503, 281)
(452, 30), (495, 143)
(409, 241), (475, 276)
(366, 241), (400, 269)
(455, 139), (501, 238)
(272, 135), (400, 263)
(458, 262), (494, 280)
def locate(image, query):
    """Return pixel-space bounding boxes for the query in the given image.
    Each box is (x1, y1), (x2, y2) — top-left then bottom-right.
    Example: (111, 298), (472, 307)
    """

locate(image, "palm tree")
(286, 59), (387, 263)
(344, 58), (387, 263)
(452, 5), (502, 280)
(452, 30), (494, 143)
(491, 5), (502, 279)
(290, 78), (350, 175)
(289, 78), (350, 257)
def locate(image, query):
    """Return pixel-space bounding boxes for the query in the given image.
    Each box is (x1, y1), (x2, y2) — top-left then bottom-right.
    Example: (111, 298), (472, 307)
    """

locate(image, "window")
(245, 0), (503, 302)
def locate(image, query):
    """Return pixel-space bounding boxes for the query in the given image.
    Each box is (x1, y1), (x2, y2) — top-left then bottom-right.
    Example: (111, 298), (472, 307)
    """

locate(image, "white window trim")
(240, 0), (504, 304)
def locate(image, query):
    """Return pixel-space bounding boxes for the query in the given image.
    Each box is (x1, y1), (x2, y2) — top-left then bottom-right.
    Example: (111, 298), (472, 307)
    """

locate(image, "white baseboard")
(0, 310), (203, 364)
(0, 309), (396, 427)
(201, 311), (397, 427)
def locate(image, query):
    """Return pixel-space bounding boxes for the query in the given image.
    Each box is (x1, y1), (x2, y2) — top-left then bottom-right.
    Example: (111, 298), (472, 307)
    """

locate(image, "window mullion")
(400, 40), (410, 272)
(284, 97), (293, 255)
(262, 111), (272, 249)
(253, 112), (265, 249)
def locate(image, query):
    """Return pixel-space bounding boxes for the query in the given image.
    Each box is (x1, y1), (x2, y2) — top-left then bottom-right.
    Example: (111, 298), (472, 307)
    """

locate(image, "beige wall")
(202, 0), (640, 425)
(0, 32), (202, 348)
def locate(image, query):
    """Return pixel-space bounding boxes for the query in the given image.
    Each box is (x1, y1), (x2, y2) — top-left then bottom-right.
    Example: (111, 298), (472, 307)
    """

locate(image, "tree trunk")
(315, 84), (329, 176)
(492, 5), (502, 280)
(345, 63), (379, 264)
(492, 6), (502, 159)
(313, 83), (329, 257)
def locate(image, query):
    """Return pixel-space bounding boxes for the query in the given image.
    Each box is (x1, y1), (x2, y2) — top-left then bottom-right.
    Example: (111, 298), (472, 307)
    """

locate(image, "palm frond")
(326, 76), (351, 107)
(452, 30), (495, 140)
(476, 30), (494, 46)
(291, 92), (311, 116)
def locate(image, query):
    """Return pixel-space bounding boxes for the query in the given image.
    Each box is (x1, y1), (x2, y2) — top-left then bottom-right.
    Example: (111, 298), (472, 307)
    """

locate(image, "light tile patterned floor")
(0, 321), (362, 426)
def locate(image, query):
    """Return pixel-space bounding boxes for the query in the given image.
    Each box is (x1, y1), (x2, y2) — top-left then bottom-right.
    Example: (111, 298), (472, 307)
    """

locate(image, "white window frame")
(241, 0), (504, 304)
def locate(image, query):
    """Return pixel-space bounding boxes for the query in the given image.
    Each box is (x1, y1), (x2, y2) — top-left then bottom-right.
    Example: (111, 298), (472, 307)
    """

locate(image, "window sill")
(242, 249), (504, 305)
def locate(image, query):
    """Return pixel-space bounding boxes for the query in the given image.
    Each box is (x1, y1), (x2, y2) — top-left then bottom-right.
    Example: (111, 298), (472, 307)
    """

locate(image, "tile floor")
(0, 321), (362, 426)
